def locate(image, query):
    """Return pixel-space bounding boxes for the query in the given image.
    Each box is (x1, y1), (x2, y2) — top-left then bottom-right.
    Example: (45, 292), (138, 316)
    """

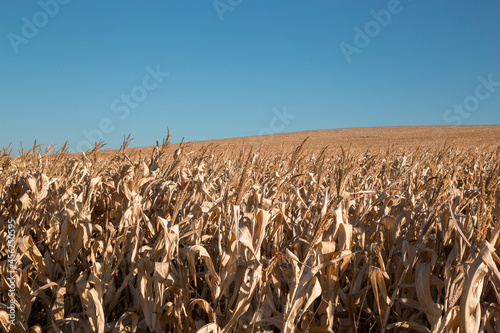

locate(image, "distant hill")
(125, 125), (500, 155)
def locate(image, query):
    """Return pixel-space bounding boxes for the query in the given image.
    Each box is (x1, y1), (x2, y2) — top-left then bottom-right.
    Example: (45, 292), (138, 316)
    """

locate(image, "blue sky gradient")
(1, 1), (499, 153)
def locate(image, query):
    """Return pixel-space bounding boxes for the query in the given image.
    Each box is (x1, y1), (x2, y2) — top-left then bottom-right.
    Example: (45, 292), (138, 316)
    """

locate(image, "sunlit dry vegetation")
(1, 134), (500, 332)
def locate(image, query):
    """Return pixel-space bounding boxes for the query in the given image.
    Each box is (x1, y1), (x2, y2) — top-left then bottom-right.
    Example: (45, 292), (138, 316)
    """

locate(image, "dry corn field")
(2, 134), (500, 332)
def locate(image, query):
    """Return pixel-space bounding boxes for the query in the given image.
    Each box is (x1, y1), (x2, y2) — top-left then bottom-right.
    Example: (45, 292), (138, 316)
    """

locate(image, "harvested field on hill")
(128, 125), (500, 156)
(1, 127), (500, 332)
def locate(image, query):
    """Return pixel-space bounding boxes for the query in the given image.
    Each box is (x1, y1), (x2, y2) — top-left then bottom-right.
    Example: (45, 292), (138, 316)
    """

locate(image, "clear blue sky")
(1, 1), (499, 153)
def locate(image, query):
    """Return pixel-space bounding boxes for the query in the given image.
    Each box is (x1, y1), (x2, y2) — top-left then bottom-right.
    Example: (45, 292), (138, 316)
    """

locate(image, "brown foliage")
(1, 138), (500, 332)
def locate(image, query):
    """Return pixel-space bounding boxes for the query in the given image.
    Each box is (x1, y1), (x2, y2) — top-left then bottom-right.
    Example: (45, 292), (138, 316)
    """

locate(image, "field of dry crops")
(1, 132), (500, 332)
